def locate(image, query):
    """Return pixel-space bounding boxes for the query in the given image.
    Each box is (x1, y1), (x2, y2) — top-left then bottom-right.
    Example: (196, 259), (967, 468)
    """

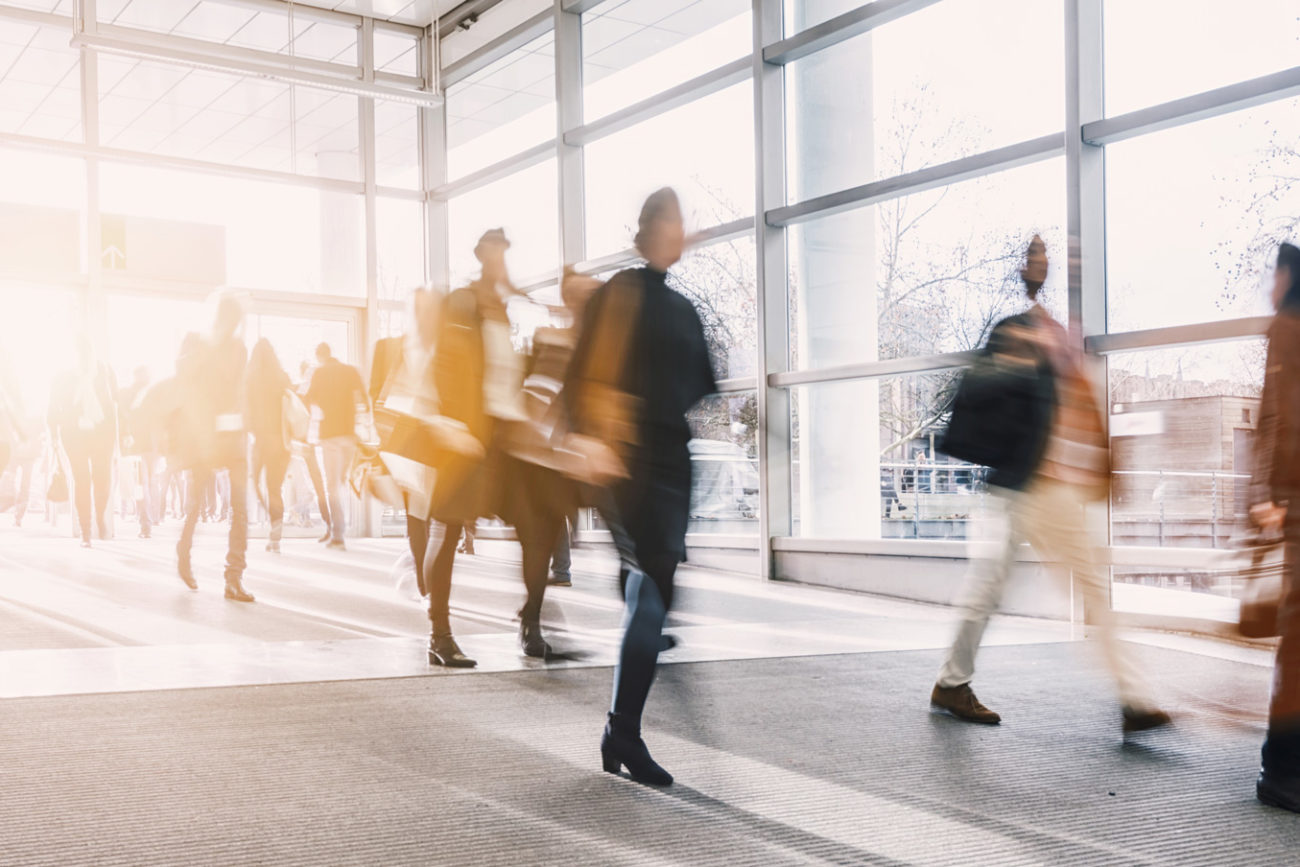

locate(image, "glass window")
(688, 391), (760, 535)
(0, 283), (80, 418)
(375, 29), (420, 77)
(97, 57), (360, 180)
(104, 293), (207, 385)
(784, 0), (1064, 203)
(0, 148), (85, 279)
(1105, 97), (1299, 333)
(447, 159), (559, 287)
(783, 0), (865, 35)
(584, 81), (753, 259)
(1104, 0), (1300, 116)
(376, 197), (425, 302)
(670, 235), (756, 380)
(791, 372), (982, 539)
(1108, 339), (1267, 622)
(100, 161), (366, 296)
(445, 30), (555, 180)
(249, 314), (352, 368)
(102, 1), (359, 66)
(582, 0), (751, 122)
(1108, 340), (1265, 550)
(374, 99), (420, 189)
(788, 157), (1066, 372)
(0, 21), (81, 142)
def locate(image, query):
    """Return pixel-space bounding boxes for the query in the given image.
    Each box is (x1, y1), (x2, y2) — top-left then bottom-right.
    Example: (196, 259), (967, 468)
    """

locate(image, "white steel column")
(754, 0), (790, 578)
(425, 25), (450, 289)
(80, 0), (104, 350)
(554, 1), (586, 268)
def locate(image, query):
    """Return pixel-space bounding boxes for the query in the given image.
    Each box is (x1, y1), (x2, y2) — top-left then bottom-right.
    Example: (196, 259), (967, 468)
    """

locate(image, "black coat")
(939, 312), (1055, 491)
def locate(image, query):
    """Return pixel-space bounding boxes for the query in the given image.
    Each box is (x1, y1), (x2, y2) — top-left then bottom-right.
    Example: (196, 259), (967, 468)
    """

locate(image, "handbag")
(349, 444), (404, 509)
(1237, 529), (1285, 639)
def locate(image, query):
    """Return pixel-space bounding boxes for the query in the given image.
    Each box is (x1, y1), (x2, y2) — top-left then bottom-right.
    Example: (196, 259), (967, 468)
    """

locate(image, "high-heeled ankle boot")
(428, 632), (477, 668)
(519, 619), (552, 659)
(601, 713), (672, 786)
(224, 577), (255, 603)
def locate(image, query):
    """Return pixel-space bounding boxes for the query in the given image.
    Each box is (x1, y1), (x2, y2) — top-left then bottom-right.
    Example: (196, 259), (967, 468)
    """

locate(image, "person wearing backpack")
(933, 235), (1170, 735)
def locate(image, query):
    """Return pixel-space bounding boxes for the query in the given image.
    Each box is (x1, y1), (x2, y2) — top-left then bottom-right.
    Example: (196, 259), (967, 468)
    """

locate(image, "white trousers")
(937, 477), (1154, 710)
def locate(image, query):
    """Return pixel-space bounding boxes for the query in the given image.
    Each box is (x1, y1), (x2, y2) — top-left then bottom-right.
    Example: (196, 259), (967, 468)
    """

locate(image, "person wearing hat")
(566, 188), (717, 786)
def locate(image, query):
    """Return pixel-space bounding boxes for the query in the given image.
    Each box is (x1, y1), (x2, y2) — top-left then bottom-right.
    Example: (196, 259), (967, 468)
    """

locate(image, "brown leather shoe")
(931, 683), (1001, 724)
(1122, 706), (1172, 734)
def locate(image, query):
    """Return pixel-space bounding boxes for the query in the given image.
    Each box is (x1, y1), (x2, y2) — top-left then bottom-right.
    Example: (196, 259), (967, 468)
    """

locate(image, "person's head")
(314, 342), (332, 365)
(250, 338), (282, 377)
(210, 289), (247, 342)
(1021, 234), (1048, 300)
(561, 266), (601, 318)
(474, 228), (511, 283)
(634, 187), (685, 271)
(1273, 242), (1300, 312)
(410, 286), (446, 347)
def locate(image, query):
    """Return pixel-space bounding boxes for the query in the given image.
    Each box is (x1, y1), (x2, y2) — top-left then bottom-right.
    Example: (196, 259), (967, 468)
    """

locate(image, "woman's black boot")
(519, 618), (552, 659)
(601, 712), (672, 786)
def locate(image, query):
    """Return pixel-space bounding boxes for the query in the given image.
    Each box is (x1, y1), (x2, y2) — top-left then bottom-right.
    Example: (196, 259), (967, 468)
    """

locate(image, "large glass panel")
(1106, 97), (1300, 333)
(670, 235), (756, 380)
(584, 81), (753, 259)
(100, 1), (359, 65)
(376, 197), (425, 302)
(688, 391), (759, 535)
(248, 313), (352, 369)
(0, 20), (81, 142)
(445, 30), (555, 180)
(1105, 0), (1300, 116)
(0, 147), (85, 279)
(784, 0), (1063, 204)
(789, 157), (1066, 372)
(98, 57), (360, 179)
(104, 293), (207, 385)
(100, 161), (365, 296)
(1108, 340), (1265, 550)
(374, 99), (420, 189)
(375, 29), (420, 77)
(1108, 339), (1268, 623)
(791, 372), (984, 539)
(447, 159), (558, 287)
(0, 283), (80, 418)
(582, 0), (751, 122)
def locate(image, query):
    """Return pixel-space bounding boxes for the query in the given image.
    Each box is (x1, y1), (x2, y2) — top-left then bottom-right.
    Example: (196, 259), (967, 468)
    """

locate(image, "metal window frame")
(763, 0), (942, 66)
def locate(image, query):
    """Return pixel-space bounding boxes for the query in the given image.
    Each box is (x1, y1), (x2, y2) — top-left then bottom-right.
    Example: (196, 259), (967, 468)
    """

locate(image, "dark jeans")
(252, 437), (289, 540)
(178, 452), (248, 582)
(1265, 534), (1300, 776)
(610, 554), (677, 728)
(63, 434), (112, 541)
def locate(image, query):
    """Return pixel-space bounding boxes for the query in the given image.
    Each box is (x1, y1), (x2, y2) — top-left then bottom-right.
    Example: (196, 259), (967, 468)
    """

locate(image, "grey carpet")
(0, 641), (1296, 866)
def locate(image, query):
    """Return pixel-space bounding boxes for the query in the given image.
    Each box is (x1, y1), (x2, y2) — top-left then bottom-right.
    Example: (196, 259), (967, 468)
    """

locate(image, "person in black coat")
(568, 188), (716, 786)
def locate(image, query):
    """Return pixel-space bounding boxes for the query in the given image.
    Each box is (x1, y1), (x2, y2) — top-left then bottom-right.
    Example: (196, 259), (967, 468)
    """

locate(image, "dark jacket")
(939, 312), (1055, 491)
(1252, 311), (1300, 506)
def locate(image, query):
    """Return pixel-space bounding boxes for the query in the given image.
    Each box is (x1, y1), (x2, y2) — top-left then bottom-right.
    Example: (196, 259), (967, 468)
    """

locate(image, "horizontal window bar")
(716, 377), (758, 394)
(560, 0), (605, 14)
(374, 185), (426, 201)
(564, 57), (752, 147)
(768, 132), (1065, 227)
(0, 130), (366, 195)
(0, 4), (67, 26)
(762, 0), (943, 66)
(96, 23), (362, 78)
(1085, 316), (1272, 354)
(772, 537), (1237, 570)
(441, 9), (552, 88)
(769, 351), (974, 388)
(100, 276), (369, 310)
(1083, 64), (1300, 146)
(430, 139), (555, 200)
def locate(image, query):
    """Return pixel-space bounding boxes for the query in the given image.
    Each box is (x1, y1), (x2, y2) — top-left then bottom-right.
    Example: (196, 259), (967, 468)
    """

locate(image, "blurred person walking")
(296, 359), (331, 539)
(1249, 241), (1300, 812)
(932, 235), (1169, 733)
(305, 343), (369, 551)
(174, 294), (254, 602)
(568, 189), (716, 785)
(48, 338), (117, 547)
(246, 339), (293, 554)
(371, 287), (484, 666)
